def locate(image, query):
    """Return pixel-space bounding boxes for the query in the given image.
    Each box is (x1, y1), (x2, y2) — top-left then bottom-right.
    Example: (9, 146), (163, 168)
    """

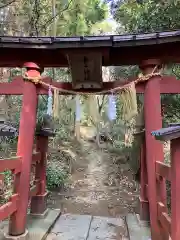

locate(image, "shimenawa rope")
(23, 65), (162, 120)
(23, 65), (161, 95)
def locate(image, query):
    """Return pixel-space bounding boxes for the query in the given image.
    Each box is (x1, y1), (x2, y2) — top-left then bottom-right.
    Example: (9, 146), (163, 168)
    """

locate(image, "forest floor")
(47, 127), (139, 218)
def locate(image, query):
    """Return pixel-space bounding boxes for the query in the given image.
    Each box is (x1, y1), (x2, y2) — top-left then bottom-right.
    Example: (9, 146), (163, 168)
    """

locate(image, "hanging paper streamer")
(120, 82), (138, 121)
(88, 95), (100, 123)
(47, 85), (53, 116)
(108, 94), (116, 121)
(53, 89), (60, 119)
(75, 95), (81, 121)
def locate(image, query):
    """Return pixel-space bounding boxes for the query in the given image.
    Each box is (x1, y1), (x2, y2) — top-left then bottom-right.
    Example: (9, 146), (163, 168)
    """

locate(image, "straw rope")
(23, 65), (162, 95)
(23, 65), (162, 120)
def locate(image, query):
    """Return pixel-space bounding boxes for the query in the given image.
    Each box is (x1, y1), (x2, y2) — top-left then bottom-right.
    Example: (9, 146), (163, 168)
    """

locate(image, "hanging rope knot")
(23, 73), (42, 85)
(135, 65), (162, 84)
(137, 72), (162, 83)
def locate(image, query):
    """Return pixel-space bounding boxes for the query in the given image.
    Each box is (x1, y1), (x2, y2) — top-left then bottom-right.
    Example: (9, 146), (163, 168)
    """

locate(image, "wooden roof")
(1, 30), (180, 67)
(152, 125), (180, 141)
(0, 123), (17, 136)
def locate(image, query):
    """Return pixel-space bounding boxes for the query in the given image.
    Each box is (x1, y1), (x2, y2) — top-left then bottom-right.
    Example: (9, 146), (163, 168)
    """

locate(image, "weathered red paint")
(0, 194), (18, 221)
(32, 152), (41, 164)
(0, 75), (180, 95)
(23, 62), (41, 71)
(0, 55), (180, 239)
(30, 136), (49, 215)
(142, 60), (167, 240)
(171, 138), (180, 240)
(0, 77), (145, 94)
(9, 64), (39, 236)
(156, 161), (171, 181)
(140, 138), (150, 221)
(0, 157), (21, 173)
(157, 202), (171, 237)
(29, 180), (41, 198)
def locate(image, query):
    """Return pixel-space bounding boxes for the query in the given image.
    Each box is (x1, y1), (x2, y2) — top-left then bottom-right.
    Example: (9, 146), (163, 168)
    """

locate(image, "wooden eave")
(0, 30), (180, 67)
(152, 125), (180, 141)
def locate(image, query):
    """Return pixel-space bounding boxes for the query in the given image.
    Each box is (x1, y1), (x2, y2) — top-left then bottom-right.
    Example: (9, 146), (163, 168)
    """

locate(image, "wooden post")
(8, 63), (39, 237)
(142, 59), (166, 239)
(171, 138), (180, 240)
(139, 138), (150, 222)
(30, 135), (49, 216)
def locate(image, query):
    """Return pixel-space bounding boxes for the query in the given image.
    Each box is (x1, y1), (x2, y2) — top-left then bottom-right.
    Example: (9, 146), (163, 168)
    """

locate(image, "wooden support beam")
(157, 202), (171, 237)
(0, 157), (21, 173)
(30, 136), (49, 216)
(32, 152), (41, 164)
(9, 66), (38, 236)
(0, 76), (24, 95)
(39, 75), (180, 94)
(1, 75), (180, 95)
(156, 161), (171, 181)
(171, 138), (180, 240)
(29, 180), (41, 198)
(0, 194), (18, 221)
(139, 139), (150, 222)
(143, 60), (166, 240)
(145, 184), (148, 200)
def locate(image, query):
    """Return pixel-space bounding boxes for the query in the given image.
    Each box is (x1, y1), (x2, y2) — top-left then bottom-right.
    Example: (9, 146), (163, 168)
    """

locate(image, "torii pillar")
(8, 63), (40, 238)
(141, 59), (167, 240)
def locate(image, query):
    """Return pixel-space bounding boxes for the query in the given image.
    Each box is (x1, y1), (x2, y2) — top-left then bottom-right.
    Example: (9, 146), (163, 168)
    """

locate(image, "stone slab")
(51, 214), (92, 240)
(126, 214), (151, 240)
(27, 209), (61, 240)
(0, 209), (61, 240)
(87, 216), (128, 240)
(3, 230), (29, 240)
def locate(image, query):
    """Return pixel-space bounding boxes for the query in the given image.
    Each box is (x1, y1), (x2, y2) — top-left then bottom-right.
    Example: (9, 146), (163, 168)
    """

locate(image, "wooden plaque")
(67, 52), (102, 89)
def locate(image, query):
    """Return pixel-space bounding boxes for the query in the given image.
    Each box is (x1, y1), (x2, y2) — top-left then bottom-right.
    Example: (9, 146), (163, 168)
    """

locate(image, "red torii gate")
(0, 31), (180, 240)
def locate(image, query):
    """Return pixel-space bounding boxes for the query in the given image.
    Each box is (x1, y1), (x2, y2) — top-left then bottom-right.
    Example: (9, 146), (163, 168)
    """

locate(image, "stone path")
(46, 213), (129, 240)
(47, 140), (141, 239)
(48, 141), (139, 217)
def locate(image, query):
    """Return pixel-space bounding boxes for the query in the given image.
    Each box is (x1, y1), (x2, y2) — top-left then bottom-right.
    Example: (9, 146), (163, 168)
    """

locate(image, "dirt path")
(47, 140), (139, 218)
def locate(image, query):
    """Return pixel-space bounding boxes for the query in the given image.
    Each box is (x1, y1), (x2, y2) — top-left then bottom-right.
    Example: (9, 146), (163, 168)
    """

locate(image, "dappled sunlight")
(80, 126), (96, 139)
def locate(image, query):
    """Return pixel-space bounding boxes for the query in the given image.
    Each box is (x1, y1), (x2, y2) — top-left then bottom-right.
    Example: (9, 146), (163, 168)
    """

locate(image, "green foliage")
(110, 66), (139, 80)
(46, 163), (68, 190)
(110, 0), (180, 126)
(56, 0), (109, 36)
(162, 94), (180, 124)
(3, 170), (12, 187)
(0, 170), (13, 204)
(114, 0), (180, 34)
(110, 0), (180, 211)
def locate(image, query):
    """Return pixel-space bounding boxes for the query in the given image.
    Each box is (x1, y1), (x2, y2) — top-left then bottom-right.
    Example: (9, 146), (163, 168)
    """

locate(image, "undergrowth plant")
(46, 163), (68, 190)
(0, 170), (13, 204)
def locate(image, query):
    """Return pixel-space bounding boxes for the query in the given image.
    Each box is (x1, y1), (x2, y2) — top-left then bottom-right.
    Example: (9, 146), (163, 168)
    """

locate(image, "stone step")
(1, 209), (61, 240)
(126, 214), (151, 240)
(48, 214), (129, 240)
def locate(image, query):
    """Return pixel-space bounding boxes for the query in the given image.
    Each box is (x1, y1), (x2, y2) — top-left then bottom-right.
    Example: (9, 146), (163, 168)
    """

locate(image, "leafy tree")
(0, 0), (112, 191)
(55, 0), (109, 36)
(113, 0), (180, 34)
(110, 0), (180, 125)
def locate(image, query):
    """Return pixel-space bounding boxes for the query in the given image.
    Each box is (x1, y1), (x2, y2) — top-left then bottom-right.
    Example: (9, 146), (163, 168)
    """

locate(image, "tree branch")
(0, 0), (16, 9)
(40, 0), (73, 32)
